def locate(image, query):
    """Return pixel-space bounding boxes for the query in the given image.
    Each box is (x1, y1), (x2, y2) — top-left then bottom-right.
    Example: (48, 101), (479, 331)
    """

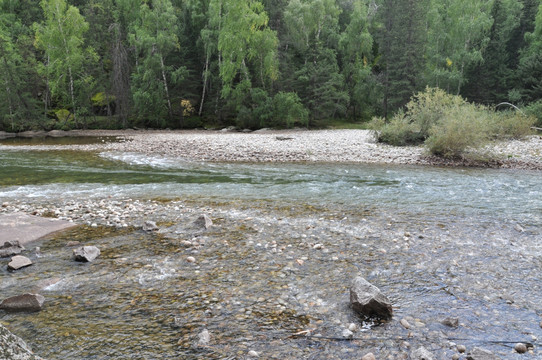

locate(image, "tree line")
(0, 0), (541, 131)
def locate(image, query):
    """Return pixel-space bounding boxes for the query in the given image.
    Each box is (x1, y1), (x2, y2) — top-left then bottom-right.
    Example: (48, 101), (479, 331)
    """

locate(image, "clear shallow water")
(1, 149), (542, 359)
(1, 150), (541, 225)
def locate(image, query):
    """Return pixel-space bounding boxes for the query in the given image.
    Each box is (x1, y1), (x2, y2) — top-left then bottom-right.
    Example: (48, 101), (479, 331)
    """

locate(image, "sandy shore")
(3, 128), (542, 170)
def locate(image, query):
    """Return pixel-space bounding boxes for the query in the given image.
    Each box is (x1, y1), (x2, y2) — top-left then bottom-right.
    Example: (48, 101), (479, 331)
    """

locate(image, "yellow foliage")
(181, 99), (195, 117)
(446, 58), (453, 67)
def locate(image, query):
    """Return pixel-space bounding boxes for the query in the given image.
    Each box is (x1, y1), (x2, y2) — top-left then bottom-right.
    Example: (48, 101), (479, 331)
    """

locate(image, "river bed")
(1, 146), (541, 359)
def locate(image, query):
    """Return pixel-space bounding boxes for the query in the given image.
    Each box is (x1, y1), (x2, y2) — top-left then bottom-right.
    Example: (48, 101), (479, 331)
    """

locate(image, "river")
(1, 140), (541, 359)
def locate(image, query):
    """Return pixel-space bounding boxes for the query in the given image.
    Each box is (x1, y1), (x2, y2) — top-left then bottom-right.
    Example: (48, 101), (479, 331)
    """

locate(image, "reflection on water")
(1, 150), (541, 359)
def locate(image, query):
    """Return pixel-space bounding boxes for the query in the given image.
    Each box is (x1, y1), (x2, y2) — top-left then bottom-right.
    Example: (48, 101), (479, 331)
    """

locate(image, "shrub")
(271, 92), (308, 128)
(404, 87), (467, 137)
(525, 100), (542, 127)
(373, 111), (423, 146)
(488, 111), (535, 140)
(425, 104), (491, 158)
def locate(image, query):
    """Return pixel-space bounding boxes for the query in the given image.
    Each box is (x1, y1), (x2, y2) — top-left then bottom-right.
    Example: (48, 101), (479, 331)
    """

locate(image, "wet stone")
(7, 255), (33, 270)
(0, 240), (25, 258)
(197, 329), (211, 345)
(350, 276), (393, 319)
(142, 221), (158, 231)
(441, 316), (459, 328)
(73, 245), (100, 262)
(514, 343), (527, 354)
(466, 347), (501, 360)
(193, 214), (213, 230)
(411, 346), (434, 360)
(0, 324), (39, 360)
(0, 293), (45, 312)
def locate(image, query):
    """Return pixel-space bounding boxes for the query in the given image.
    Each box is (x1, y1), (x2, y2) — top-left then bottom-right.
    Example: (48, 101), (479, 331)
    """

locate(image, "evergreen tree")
(339, 0), (378, 119)
(462, 0), (522, 104)
(282, 0), (348, 122)
(0, 2), (41, 130)
(377, 0), (428, 116)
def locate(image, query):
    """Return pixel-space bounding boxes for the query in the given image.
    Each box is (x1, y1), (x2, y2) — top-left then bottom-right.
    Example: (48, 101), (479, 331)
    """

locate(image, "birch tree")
(34, 0), (94, 125)
(129, 0), (186, 125)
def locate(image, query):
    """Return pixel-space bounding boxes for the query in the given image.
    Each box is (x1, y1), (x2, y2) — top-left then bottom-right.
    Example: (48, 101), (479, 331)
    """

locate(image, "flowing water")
(0, 144), (541, 359)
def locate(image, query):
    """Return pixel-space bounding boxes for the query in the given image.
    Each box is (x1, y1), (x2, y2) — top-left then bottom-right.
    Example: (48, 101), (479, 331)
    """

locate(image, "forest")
(0, 0), (541, 131)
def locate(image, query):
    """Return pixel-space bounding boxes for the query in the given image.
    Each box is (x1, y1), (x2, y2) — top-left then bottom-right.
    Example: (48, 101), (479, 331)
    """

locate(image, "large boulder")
(0, 324), (44, 359)
(8, 255), (33, 271)
(0, 240), (25, 258)
(350, 276), (393, 319)
(73, 246), (100, 262)
(0, 293), (45, 312)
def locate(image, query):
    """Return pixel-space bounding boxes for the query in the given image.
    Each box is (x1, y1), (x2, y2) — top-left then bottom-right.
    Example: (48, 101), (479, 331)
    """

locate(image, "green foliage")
(488, 111), (535, 139)
(236, 89), (307, 129)
(425, 104), (491, 158)
(271, 91), (308, 128)
(525, 100), (542, 127)
(373, 112), (423, 146)
(373, 87), (534, 158)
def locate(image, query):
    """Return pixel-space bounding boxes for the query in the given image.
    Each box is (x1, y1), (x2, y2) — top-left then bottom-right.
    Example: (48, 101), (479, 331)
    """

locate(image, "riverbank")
(2, 129), (541, 170)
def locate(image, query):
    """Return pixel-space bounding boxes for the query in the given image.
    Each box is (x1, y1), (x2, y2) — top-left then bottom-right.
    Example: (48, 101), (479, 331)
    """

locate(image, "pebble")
(248, 350), (259, 357)
(347, 323), (357, 332)
(514, 343), (527, 354)
(456, 344), (466, 353)
(361, 353), (376, 360)
(342, 329), (354, 339)
(186, 256), (196, 263)
(400, 318), (411, 329)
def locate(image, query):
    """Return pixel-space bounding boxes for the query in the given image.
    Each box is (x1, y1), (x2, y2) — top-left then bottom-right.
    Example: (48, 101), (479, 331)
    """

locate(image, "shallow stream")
(1, 144), (541, 359)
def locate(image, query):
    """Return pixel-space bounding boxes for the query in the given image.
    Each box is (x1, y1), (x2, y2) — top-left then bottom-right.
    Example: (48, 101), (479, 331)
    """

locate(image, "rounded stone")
(514, 343), (527, 354)
(456, 345), (466, 353)
(361, 353), (376, 360)
(186, 256), (196, 263)
(248, 350), (259, 358)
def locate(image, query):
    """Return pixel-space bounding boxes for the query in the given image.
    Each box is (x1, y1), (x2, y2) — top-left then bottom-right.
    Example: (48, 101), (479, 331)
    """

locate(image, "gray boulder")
(350, 276), (393, 319)
(73, 246), (100, 262)
(0, 293), (45, 312)
(0, 240), (25, 258)
(0, 324), (44, 359)
(411, 346), (434, 360)
(8, 255), (33, 271)
(466, 347), (501, 360)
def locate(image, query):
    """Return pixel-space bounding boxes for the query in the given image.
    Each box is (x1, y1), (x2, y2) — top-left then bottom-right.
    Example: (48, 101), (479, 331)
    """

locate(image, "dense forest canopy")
(0, 0), (541, 131)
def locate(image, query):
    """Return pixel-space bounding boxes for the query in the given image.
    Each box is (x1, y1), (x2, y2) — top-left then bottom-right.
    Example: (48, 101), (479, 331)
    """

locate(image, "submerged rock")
(8, 255), (33, 270)
(193, 214), (213, 230)
(0, 323), (44, 359)
(0, 293), (45, 312)
(441, 317), (459, 328)
(142, 221), (159, 231)
(197, 329), (211, 345)
(466, 347), (501, 360)
(350, 276), (393, 319)
(73, 246), (100, 262)
(0, 240), (25, 258)
(411, 346), (434, 360)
